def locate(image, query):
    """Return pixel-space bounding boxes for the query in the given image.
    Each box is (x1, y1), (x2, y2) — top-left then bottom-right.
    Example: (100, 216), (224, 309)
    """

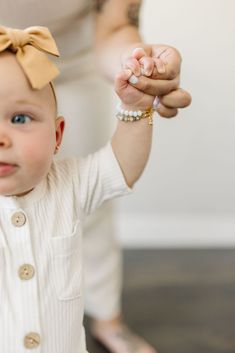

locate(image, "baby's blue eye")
(11, 114), (32, 124)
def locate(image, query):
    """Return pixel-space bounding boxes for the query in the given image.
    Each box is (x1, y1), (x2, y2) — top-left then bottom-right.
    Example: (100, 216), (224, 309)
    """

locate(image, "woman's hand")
(122, 45), (192, 118)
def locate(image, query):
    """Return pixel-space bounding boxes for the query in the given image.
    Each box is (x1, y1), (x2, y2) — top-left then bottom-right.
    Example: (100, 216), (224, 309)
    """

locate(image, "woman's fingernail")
(158, 65), (166, 74)
(128, 75), (139, 84)
(140, 67), (145, 75)
(132, 47), (144, 55)
(125, 69), (132, 77)
(145, 69), (152, 76)
(153, 97), (160, 110)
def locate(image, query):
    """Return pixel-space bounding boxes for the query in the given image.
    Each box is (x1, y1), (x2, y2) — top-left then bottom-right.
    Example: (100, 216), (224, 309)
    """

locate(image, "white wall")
(116, 0), (235, 247)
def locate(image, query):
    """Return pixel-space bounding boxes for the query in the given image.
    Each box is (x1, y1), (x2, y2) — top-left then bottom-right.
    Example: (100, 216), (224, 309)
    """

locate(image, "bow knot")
(0, 25), (60, 89)
(7, 28), (30, 52)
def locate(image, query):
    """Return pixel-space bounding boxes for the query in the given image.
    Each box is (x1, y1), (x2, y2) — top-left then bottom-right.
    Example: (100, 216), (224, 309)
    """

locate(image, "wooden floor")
(84, 249), (235, 353)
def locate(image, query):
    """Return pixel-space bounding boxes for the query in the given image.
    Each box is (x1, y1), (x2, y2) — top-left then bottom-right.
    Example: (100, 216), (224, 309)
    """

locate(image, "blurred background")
(86, 1), (235, 352)
(114, 0), (235, 248)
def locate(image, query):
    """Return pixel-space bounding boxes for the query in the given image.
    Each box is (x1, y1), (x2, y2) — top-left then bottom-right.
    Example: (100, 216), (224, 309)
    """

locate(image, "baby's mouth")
(0, 162), (18, 176)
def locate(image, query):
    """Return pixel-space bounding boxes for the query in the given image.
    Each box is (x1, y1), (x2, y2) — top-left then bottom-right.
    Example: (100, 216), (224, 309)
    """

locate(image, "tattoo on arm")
(127, 3), (141, 27)
(95, 0), (108, 12)
(95, 0), (140, 28)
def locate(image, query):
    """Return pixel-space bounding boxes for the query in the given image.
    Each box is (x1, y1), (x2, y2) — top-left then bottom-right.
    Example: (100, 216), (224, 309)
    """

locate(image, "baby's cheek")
(24, 138), (54, 173)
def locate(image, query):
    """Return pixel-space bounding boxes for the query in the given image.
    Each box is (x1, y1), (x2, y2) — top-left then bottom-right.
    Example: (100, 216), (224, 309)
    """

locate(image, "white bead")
(133, 111), (138, 117)
(129, 111), (133, 116)
(137, 111), (142, 117)
(124, 110), (129, 116)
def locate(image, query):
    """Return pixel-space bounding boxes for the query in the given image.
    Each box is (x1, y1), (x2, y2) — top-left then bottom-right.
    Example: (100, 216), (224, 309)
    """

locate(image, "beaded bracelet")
(116, 103), (154, 125)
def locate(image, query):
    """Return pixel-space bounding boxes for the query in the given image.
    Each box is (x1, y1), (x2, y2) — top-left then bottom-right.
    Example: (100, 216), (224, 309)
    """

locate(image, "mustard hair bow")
(0, 25), (60, 89)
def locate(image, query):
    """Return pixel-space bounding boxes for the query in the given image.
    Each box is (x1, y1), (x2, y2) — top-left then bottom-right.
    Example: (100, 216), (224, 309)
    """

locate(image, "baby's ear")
(55, 116), (65, 147)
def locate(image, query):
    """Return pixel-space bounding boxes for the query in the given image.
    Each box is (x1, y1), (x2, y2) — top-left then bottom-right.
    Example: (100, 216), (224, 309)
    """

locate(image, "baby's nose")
(0, 134), (12, 148)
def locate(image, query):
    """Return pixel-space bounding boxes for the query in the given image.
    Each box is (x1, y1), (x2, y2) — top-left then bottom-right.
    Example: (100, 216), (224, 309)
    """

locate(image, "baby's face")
(0, 52), (64, 196)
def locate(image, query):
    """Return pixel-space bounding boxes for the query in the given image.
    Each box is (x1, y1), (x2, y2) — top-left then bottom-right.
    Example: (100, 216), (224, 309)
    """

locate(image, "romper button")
(11, 212), (26, 227)
(24, 332), (41, 349)
(18, 264), (35, 280)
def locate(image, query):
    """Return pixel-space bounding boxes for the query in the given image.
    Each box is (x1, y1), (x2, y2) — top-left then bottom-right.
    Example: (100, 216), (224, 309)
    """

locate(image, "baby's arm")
(111, 64), (155, 188)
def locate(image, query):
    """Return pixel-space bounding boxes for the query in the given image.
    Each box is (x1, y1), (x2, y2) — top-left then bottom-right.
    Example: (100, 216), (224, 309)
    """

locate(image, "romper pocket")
(50, 221), (82, 301)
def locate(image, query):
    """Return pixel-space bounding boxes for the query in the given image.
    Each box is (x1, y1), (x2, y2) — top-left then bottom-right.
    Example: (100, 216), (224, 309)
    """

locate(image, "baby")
(0, 26), (156, 353)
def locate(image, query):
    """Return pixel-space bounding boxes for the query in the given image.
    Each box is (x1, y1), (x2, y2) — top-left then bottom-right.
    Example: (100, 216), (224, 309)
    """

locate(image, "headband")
(0, 25), (60, 89)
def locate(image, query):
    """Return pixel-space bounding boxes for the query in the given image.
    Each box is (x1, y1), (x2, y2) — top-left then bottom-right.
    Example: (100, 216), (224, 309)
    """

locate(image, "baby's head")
(0, 26), (65, 197)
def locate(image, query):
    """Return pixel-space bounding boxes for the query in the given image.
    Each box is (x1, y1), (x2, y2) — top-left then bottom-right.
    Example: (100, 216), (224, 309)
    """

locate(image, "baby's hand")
(115, 52), (157, 111)
(115, 68), (155, 111)
(123, 47), (165, 78)
(121, 47), (191, 118)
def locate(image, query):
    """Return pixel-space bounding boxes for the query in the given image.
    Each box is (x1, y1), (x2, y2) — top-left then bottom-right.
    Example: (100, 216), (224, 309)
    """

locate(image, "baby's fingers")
(131, 47), (148, 60)
(139, 56), (155, 77)
(115, 69), (132, 93)
(132, 48), (166, 76)
(125, 47), (152, 77)
(123, 57), (141, 77)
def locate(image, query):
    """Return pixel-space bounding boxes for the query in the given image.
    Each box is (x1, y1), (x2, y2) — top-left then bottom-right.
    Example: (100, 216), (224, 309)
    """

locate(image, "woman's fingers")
(160, 88), (192, 108)
(128, 74), (180, 96)
(122, 47), (191, 115)
(156, 88), (192, 118)
(152, 45), (182, 80)
(156, 103), (178, 118)
(154, 57), (166, 75)
(139, 56), (155, 76)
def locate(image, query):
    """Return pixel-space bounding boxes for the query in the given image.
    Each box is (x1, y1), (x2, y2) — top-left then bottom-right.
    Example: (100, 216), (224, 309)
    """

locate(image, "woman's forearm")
(94, 0), (144, 81)
(95, 26), (143, 81)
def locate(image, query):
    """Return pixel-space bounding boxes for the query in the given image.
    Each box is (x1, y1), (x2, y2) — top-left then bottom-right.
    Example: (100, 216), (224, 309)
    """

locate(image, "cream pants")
(55, 52), (122, 320)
